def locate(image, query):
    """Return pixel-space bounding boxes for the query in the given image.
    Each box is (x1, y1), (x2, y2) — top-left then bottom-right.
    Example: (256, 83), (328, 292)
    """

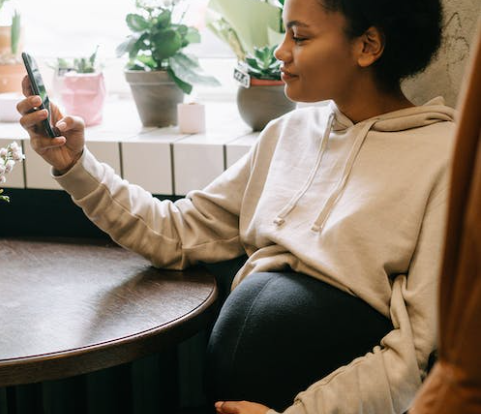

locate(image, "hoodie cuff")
(52, 148), (103, 200)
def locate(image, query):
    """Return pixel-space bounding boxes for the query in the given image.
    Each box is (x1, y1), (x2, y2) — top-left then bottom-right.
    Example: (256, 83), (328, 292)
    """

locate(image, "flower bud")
(5, 160), (15, 174)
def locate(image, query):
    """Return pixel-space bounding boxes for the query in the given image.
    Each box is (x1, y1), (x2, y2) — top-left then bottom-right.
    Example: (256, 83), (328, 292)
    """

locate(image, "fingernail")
(56, 121), (67, 131)
(215, 402), (224, 408)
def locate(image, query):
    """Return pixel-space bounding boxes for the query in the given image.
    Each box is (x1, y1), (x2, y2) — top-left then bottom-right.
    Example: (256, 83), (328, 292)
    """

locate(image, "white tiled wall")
(121, 127), (189, 195)
(225, 133), (259, 168)
(0, 99), (259, 196)
(23, 142), (63, 190)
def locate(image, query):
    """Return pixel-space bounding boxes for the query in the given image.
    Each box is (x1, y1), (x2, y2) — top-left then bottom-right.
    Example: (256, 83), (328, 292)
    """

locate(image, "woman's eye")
(292, 36), (307, 44)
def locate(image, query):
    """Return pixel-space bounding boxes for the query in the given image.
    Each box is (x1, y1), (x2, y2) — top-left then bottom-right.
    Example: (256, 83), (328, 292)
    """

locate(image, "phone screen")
(21, 52), (58, 138)
(30, 61), (48, 103)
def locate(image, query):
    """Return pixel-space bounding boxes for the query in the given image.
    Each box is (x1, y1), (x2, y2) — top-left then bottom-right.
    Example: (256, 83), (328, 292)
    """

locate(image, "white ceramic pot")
(0, 92), (23, 122)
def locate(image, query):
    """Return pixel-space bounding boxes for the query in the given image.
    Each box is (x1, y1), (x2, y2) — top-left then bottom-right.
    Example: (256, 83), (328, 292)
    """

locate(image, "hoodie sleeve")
(53, 145), (257, 269)
(272, 169), (449, 414)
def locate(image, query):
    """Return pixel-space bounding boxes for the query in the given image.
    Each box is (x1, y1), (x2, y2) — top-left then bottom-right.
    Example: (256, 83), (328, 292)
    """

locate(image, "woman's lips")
(281, 69), (298, 82)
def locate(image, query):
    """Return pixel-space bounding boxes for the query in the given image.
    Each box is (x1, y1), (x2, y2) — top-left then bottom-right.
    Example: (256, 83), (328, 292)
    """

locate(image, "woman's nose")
(274, 35), (291, 63)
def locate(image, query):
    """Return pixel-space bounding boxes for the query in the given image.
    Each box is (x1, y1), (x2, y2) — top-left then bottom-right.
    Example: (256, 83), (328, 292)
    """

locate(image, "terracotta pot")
(0, 25), (25, 56)
(59, 72), (107, 127)
(0, 63), (26, 94)
(0, 26), (11, 54)
(124, 70), (184, 127)
(236, 79), (296, 131)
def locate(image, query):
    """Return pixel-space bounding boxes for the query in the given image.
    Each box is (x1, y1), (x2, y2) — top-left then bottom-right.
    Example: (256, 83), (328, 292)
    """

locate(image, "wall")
(402, 0), (481, 108)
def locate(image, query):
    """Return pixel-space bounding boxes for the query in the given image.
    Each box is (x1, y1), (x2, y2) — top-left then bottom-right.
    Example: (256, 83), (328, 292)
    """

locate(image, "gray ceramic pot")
(125, 70), (184, 127)
(236, 83), (296, 131)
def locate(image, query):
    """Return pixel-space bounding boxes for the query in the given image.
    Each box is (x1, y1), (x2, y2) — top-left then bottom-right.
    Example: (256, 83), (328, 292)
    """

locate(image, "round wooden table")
(0, 238), (218, 387)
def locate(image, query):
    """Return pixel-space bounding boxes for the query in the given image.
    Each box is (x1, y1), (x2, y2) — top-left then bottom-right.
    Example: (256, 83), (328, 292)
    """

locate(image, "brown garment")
(410, 26), (481, 414)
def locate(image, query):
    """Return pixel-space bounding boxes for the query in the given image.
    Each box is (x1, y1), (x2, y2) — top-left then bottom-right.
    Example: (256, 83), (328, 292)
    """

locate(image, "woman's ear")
(356, 26), (385, 68)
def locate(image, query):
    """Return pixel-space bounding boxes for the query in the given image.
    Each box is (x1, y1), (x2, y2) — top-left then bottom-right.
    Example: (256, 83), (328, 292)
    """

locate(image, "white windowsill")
(0, 95), (259, 196)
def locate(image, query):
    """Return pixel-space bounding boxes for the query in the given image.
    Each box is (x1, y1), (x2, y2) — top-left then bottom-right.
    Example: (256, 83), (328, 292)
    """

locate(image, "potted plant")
(207, 0), (294, 131)
(236, 45), (295, 131)
(116, 0), (220, 127)
(0, 0), (24, 94)
(207, 0), (285, 59)
(52, 47), (107, 127)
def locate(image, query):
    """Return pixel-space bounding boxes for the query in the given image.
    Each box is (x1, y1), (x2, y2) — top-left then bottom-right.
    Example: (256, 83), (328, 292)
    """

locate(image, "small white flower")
(1, 143), (24, 202)
(11, 148), (24, 162)
(8, 142), (20, 152)
(8, 142), (24, 161)
(5, 160), (15, 174)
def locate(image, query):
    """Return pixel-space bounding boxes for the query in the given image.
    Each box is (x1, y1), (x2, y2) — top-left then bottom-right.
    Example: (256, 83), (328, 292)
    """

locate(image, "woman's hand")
(17, 75), (86, 174)
(215, 400), (271, 414)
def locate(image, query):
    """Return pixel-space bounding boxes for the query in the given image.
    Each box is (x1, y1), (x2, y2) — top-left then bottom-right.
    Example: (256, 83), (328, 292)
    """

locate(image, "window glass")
(15, 0), (238, 98)
(18, 0), (233, 58)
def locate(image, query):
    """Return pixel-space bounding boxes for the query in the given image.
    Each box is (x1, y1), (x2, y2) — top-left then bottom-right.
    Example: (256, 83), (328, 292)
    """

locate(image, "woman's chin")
(283, 87), (301, 103)
(285, 88), (328, 104)
(283, 85), (318, 103)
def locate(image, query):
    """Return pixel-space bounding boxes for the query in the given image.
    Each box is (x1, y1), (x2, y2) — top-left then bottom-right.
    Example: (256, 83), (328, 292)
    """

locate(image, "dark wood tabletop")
(0, 238), (218, 387)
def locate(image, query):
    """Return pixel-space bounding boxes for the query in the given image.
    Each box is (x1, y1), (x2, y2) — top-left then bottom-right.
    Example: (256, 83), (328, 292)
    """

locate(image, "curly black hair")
(320, 0), (443, 90)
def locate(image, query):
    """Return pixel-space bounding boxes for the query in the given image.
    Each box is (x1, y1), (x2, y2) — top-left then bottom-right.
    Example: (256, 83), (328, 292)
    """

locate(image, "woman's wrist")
(55, 150), (84, 176)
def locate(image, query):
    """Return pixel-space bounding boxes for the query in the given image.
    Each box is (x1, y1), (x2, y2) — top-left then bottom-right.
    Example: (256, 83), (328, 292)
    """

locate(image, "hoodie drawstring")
(311, 118), (379, 232)
(273, 113), (335, 226)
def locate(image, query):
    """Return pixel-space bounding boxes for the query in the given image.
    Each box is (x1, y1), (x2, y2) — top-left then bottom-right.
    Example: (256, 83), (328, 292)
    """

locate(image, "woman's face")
(275, 0), (361, 103)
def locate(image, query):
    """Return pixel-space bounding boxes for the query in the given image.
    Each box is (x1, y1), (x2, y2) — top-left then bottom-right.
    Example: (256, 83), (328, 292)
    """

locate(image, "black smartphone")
(21, 52), (58, 138)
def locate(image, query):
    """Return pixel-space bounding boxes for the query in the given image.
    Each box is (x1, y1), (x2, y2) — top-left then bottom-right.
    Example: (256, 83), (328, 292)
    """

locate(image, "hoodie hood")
(329, 96), (455, 132)
(273, 97), (455, 231)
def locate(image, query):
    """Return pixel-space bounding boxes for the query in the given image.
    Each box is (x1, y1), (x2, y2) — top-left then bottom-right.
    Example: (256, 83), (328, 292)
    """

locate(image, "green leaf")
(127, 54), (157, 71)
(116, 35), (139, 58)
(126, 13), (149, 32)
(254, 47), (267, 61)
(174, 24), (188, 36)
(0, 188), (10, 203)
(247, 67), (263, 77)
(246, 57), (261, 71)
(244, 45), (281, 80)
(129, 33), (149, 59)
(10, 10), (21, 55)
(151, 30), (182, 61)
(156, 10), (172, 29)
(174, 52), (200, 68)
(89, 45), (99, 66)
(126, 63), (146, 71)
(185, 27), (201, 44)
(168, 53), (221, 89)
(167, 67), (193, 95)
(137, 55), (158, 70)
(57, 58), (70, 69)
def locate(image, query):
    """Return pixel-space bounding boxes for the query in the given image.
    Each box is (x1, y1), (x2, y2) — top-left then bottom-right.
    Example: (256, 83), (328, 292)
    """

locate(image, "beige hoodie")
(55, 97), (455, 414)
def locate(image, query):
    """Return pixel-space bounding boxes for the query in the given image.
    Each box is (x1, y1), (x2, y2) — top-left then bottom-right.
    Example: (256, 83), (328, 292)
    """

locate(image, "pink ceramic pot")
(60, 72), (106, 126)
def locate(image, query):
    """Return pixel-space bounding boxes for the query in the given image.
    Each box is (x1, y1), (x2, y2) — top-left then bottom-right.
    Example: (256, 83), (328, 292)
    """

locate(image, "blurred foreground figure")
(410, 26), (481, 414)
